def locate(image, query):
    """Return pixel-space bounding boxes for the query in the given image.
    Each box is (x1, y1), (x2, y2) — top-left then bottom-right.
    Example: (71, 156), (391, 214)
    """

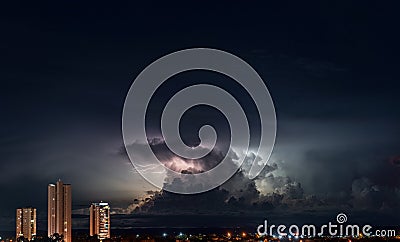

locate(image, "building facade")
(16, 207), (36, 241)
(89, 202), (111, 240)
(48, 179), (72, 242)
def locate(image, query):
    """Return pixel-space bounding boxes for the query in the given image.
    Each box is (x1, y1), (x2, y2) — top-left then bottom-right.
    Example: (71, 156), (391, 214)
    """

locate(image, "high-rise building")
(48, 179), (72, 242)
(16, 207), (36, 241)
(89, 202), (111, 240)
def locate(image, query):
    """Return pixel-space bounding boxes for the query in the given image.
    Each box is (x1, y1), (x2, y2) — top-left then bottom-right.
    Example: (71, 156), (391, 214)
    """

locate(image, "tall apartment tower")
(89, 202), (111, 240)
(48, 179), (72, 242)
(16, 207), (37, 241)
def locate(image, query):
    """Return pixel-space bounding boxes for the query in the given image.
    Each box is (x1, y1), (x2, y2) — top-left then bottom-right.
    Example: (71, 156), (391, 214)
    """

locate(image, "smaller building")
(89, 202), (111, 240)
(16, 207), (36, 241)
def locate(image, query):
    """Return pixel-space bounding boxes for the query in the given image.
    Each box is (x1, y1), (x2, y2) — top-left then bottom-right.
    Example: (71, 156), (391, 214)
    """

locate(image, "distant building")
(16, 207), (36, 241)
(48, 179), (72, 242)
(89, 202), (111, 240)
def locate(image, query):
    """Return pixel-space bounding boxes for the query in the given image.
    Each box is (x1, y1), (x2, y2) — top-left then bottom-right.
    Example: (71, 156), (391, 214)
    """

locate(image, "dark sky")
(1, 1), (400, 231)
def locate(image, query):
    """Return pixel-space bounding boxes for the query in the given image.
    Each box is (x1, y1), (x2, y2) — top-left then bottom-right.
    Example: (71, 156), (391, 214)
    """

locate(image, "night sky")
(1, 1), (400, 231)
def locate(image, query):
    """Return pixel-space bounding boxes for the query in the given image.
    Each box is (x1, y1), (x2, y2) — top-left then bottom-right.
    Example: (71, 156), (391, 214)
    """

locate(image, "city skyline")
(6, 179), (400, 241)
(13, 180), (114, 241)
